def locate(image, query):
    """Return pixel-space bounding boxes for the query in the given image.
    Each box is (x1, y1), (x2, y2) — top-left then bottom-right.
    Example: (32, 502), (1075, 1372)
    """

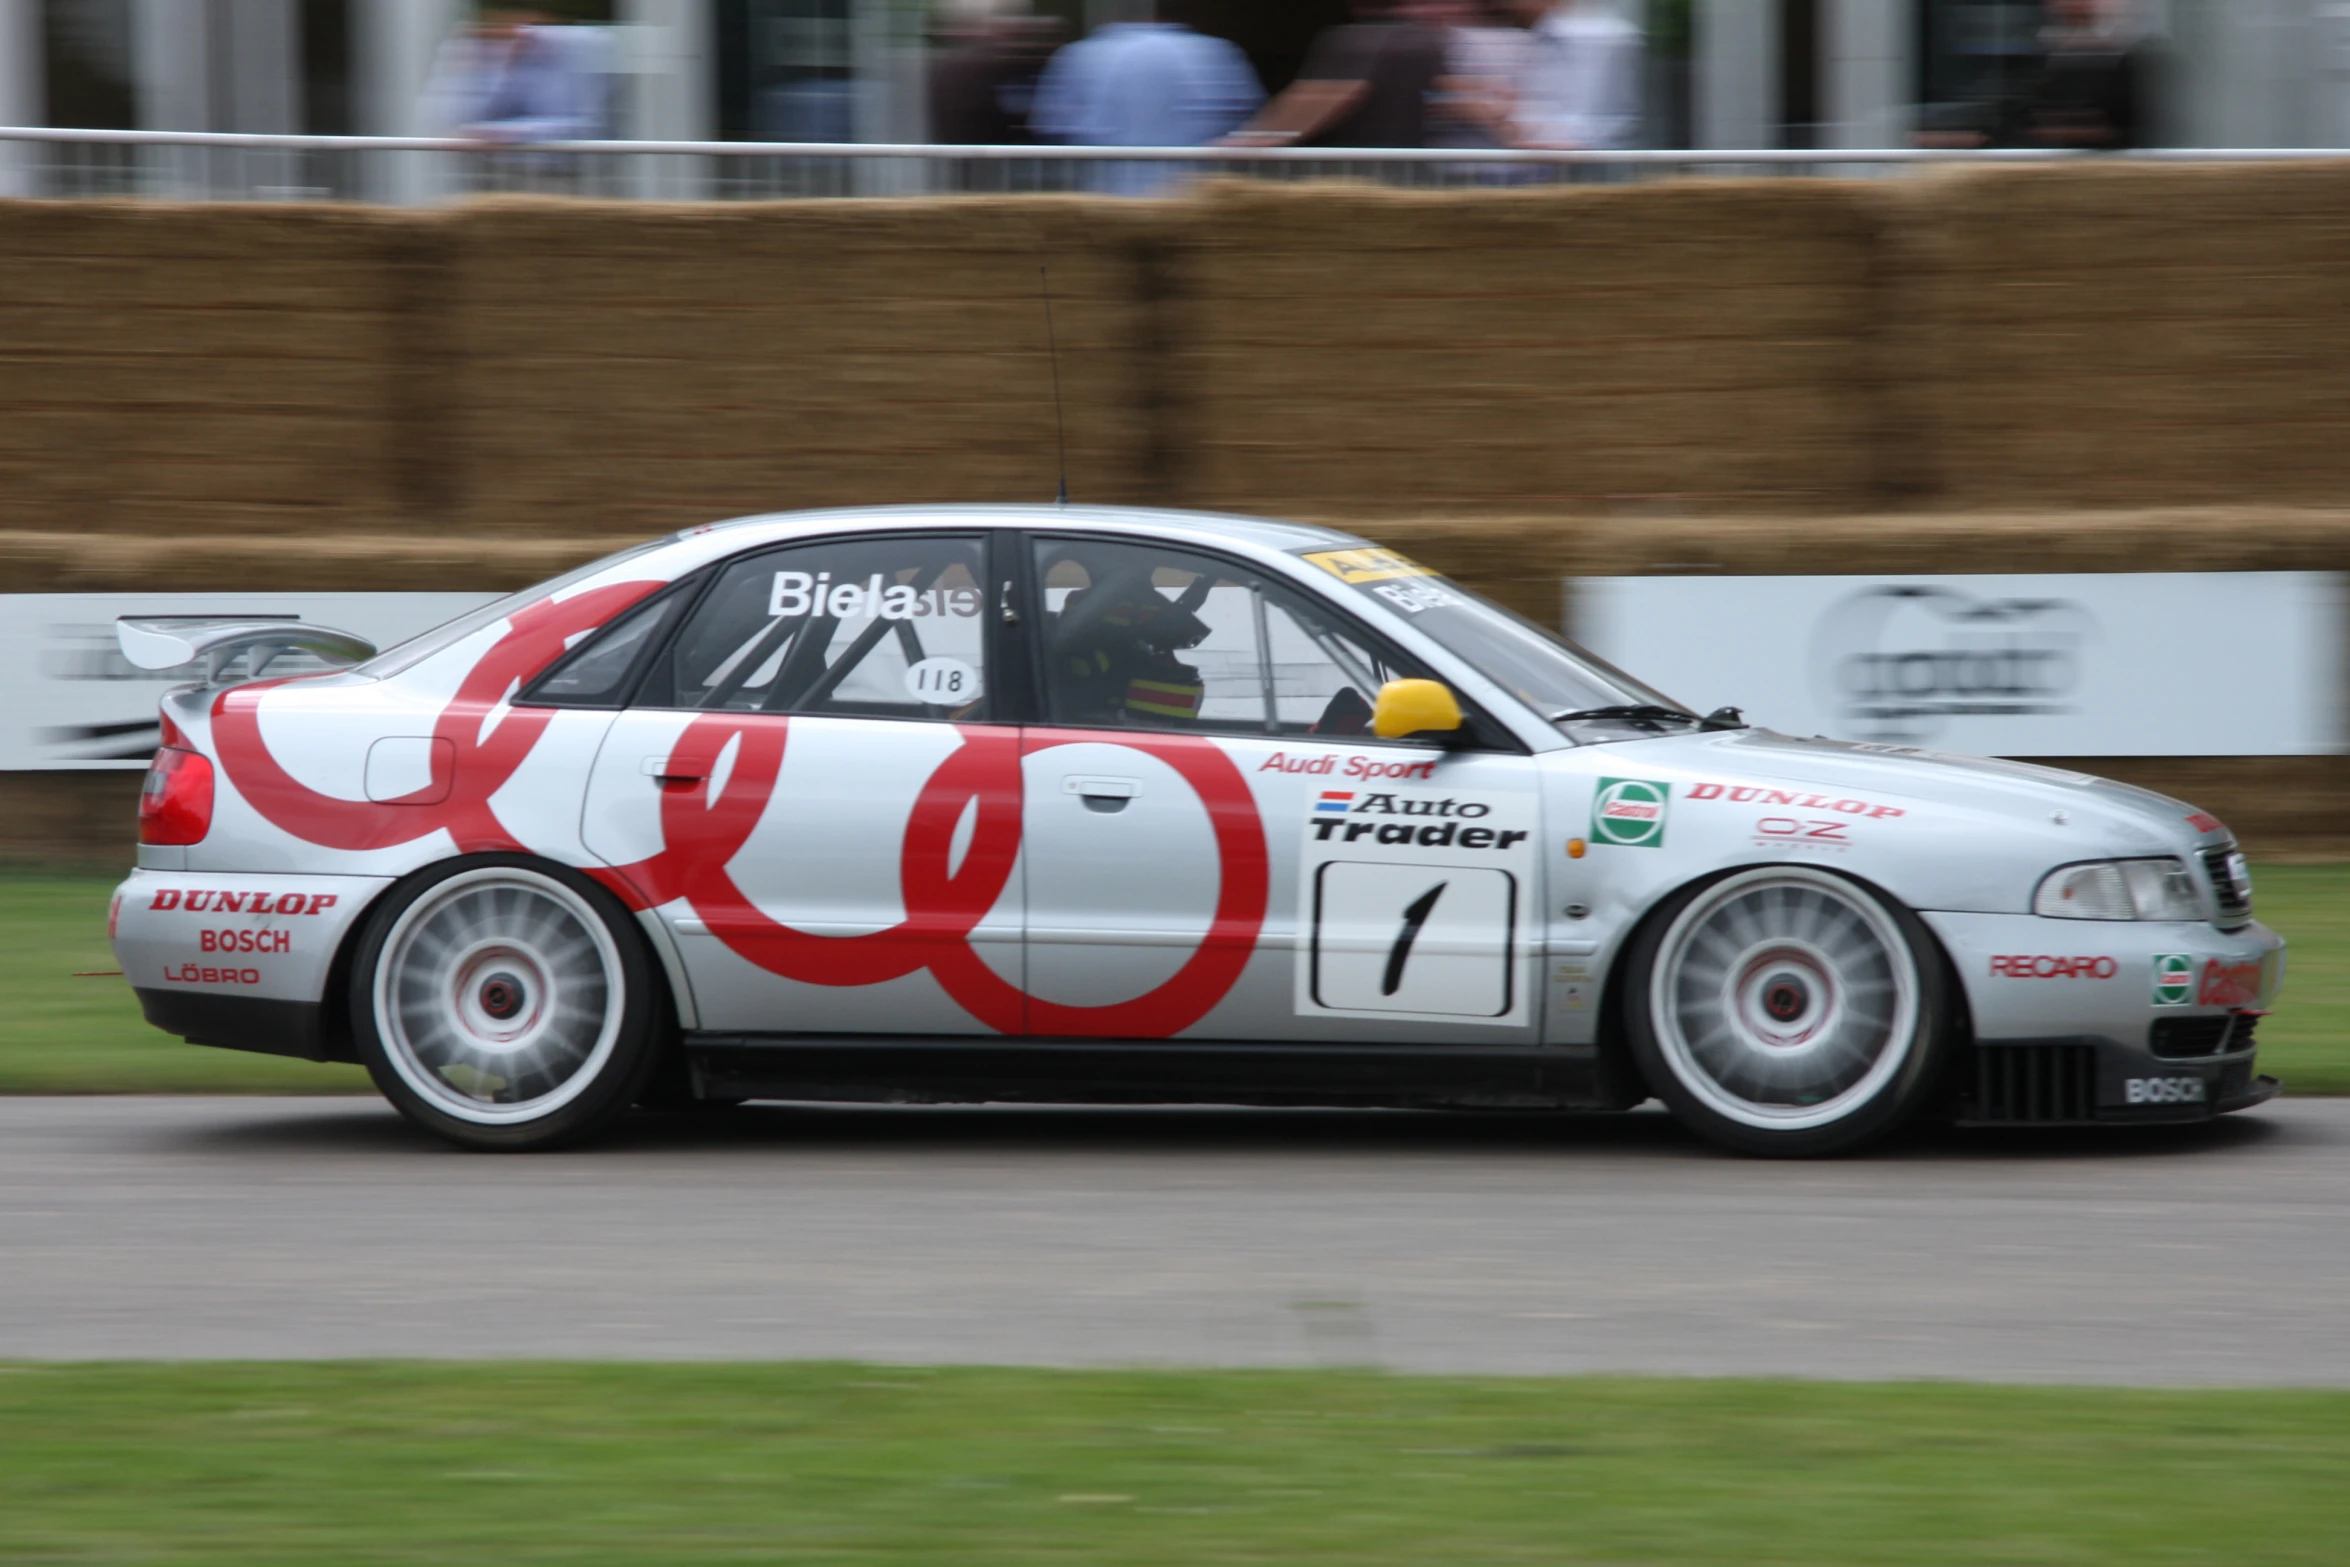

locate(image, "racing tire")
(1625, 865), (1953, 1158)
(351, 856), (665, 1152)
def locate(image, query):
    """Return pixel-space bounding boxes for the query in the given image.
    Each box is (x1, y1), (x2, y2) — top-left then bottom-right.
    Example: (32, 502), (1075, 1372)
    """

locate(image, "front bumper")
(1924, 911), (2285, 1124)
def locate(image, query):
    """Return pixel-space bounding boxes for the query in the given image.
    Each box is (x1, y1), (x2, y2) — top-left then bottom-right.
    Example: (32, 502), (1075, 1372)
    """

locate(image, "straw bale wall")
(444, 197), (1172, 539)
(0, 201), (433, 539)
(1912, 163), (2350, 510)
(9, 169), (2350, 537)
(1174, 180), (1893, 518)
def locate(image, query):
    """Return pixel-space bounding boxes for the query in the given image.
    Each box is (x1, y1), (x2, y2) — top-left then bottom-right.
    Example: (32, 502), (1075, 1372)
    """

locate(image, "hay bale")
(444, 196), (1169, 538)
(1176, 179), (1889, 520)
(0, 528), (608, 593)
(1916, 162), (2350, 508)
(0, 772), (142, 869)
(0, 201), (434, 537)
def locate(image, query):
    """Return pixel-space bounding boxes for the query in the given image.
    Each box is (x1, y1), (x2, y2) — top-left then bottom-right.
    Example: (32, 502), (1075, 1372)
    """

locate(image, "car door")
(1018, 533), (1546, 1047)
(580, 531), (1026, 1036)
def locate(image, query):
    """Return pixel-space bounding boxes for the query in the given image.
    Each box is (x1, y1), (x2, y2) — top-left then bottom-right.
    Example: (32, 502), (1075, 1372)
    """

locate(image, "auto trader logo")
(1590, 778), (1668, 848)
(1810, 586), (2095, 744)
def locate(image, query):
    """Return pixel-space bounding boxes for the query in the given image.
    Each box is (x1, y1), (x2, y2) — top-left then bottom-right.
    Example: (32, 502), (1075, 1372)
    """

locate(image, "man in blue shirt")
(424, 7), (608, 148)
(1029, 2), (1264, 196)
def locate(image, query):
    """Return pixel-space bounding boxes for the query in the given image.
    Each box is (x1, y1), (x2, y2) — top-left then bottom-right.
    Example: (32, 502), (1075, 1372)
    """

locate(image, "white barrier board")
(0, 593), (501, 770)
(1569, 572), (2345, 757)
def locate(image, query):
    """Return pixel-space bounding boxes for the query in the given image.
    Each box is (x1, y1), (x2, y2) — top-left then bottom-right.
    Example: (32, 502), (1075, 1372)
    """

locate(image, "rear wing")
(116, 618), (377, 686)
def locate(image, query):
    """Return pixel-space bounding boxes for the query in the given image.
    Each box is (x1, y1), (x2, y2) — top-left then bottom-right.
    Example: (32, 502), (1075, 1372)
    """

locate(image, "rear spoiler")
(116, 618), (377, 686)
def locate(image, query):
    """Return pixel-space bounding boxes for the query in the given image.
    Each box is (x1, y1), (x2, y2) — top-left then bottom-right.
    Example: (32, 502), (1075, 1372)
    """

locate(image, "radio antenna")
(1039, 265), (1069, 506)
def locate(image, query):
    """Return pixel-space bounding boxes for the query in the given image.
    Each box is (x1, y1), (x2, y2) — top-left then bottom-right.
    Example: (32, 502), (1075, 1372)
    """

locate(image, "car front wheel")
(352, 856), (663, 1151)
(1625, 865), (1952, 1157)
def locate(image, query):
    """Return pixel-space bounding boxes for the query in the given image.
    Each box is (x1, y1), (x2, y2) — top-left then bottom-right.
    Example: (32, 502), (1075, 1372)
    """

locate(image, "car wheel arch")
(1609, 861), (1964, 1153)
(328, 851), (686, 1077)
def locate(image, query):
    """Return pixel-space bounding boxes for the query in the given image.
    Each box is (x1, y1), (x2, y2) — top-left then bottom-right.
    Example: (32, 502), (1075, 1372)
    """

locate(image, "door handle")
(641, 754), (706, 789)
(1064, 774), (1140, 813)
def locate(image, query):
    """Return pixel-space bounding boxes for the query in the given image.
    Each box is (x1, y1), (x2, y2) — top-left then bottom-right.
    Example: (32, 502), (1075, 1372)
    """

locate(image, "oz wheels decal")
(597, 719), (1269, 1040)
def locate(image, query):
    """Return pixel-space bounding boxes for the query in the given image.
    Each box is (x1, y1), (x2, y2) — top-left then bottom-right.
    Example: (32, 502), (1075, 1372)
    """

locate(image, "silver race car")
(108, 506), (2283, 1154)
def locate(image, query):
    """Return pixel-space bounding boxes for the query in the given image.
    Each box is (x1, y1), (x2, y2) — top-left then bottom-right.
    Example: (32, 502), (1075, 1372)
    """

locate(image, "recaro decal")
(1989, 955), (2119, 979)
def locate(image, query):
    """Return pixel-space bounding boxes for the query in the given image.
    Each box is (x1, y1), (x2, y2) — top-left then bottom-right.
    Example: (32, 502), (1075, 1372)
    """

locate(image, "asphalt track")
(4, 1095), (2347, 1385)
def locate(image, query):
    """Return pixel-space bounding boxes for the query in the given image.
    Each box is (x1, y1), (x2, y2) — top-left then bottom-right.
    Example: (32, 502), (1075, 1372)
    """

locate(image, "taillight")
(139, 747), (214, 846)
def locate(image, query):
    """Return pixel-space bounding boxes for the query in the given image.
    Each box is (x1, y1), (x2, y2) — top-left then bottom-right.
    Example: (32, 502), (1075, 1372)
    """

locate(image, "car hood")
(1571, 727), (2229, 916)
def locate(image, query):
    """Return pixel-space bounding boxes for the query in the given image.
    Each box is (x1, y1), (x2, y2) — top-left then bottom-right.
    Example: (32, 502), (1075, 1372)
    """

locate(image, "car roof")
(665, 504), (1369, 560)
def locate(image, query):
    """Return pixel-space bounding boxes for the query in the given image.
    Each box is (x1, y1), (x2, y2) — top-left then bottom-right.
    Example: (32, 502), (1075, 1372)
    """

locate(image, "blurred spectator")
(2025, 0), (2145, 150)
(1227, 2), (1451, 150)
(930, 1), (1061, 146)
(1515, 0), (1642, 153)
(423, 6), (610, 147)
(1029, 1), (1264, 195)
(1917, 0), (2150, 151)
(1429, 0), (1534, 154)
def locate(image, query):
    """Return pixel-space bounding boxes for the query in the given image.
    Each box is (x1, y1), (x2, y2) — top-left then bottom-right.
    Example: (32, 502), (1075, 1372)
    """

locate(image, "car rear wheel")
(1626, 866), (1951, 1157)
(352, 857), (662, 1151)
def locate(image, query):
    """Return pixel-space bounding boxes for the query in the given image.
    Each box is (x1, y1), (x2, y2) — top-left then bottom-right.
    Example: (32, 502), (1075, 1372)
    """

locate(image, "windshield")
(353, 540), (670, 679)
(1293, 546), (1700, 743)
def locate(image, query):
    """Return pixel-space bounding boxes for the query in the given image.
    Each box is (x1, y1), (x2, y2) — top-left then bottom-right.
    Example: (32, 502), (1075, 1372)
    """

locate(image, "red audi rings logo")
(1989, 954), (2118, 979)
(211, 581), (1269, 1038)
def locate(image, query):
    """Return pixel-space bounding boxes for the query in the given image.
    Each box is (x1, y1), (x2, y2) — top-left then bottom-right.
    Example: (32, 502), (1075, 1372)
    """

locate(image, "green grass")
(0, 870), (367, 1093)
(3, 863), (2344, 1094)
(2242, 865), (2350, 1093)
(2, 1363), (2346, 1565)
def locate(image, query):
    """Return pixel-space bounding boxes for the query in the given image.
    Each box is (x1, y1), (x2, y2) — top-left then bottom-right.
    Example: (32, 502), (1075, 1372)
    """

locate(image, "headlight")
(2033, 858), (2203, 921)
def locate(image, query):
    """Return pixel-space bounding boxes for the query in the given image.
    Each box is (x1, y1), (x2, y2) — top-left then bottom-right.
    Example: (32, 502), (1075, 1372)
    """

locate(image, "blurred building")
(2, 0), (2349, 166)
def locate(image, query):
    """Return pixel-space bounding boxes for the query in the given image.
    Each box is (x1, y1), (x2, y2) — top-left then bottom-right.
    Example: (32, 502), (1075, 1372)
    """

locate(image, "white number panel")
(1309, 863), (1517, 1017)
(1292, 783), (1538, 1027)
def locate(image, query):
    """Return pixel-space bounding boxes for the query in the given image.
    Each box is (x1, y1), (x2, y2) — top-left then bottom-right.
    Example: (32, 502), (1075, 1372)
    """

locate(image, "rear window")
(353, 541), (669, 679)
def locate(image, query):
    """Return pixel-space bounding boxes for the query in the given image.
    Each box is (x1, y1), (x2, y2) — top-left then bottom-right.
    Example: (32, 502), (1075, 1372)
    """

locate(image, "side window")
(1031, 537), (1425, 738)
(522, 589), (689, 707)
(643, 535), (991, 719)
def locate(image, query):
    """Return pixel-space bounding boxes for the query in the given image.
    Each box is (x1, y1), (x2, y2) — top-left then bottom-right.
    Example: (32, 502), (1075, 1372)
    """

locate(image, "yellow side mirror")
(1371, 678), (1465, 741)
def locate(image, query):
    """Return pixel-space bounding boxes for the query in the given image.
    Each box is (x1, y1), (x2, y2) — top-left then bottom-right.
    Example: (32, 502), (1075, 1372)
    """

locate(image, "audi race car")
(109, 506), (2283, 1155)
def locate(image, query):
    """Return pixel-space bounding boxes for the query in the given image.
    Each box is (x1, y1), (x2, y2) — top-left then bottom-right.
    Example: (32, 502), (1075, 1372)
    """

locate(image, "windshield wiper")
(1549, 703), (1699, 726)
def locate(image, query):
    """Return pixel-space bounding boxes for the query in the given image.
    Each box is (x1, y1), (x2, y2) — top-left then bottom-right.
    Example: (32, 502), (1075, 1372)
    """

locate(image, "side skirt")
(685, 1035), (1610, 1111)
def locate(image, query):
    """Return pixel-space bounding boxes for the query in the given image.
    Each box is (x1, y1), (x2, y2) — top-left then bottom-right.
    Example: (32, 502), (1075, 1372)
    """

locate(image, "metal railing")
(2, 125), (2343, 204)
